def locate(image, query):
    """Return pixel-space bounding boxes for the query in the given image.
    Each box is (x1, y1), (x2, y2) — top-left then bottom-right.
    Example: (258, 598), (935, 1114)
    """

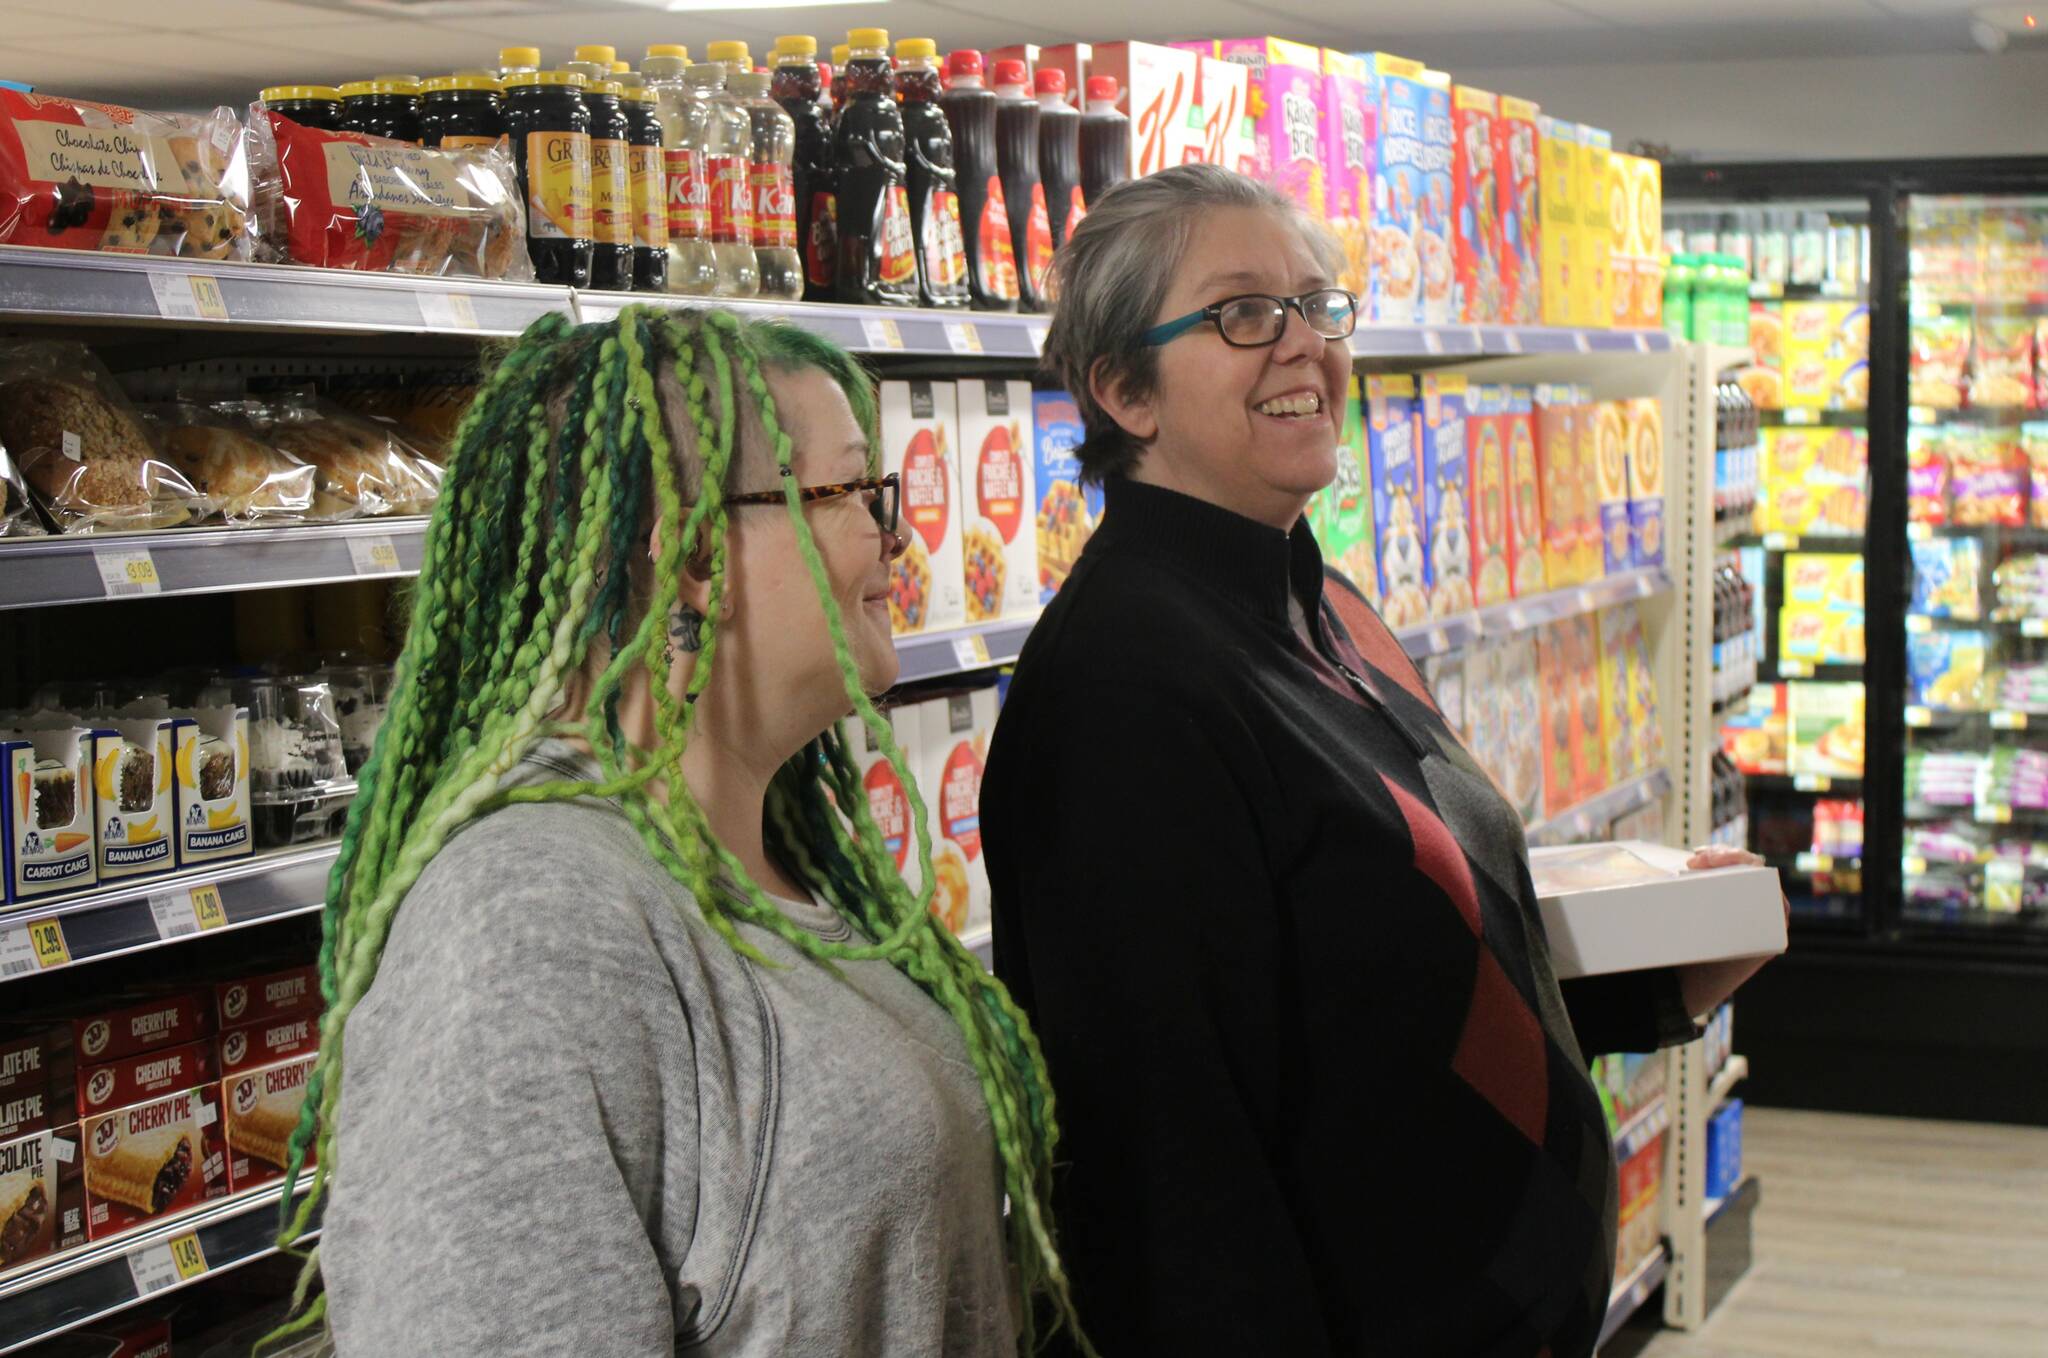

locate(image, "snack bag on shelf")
(0, 440), (40, 539)
(1720, 683), (1788, 776)
(1533, 384), (1580, 587)
(1908, 631), (1988, 711)
(249, 109), (532, 280)
(840, 705), (922, 896)
(1496, 632), (1545, 822)
(1970, 315), (2035, 409)
(1216, 39), (1326, 216)
(1595, 606), (1639, 784)
(223, 1053), (316, 1192)
(1622, 398), (1665, 568)
(1591, 401), (1631, 577)
(250, 396), (441, 520)
(0, 91), (252, 262)
(1564, 612), (1607, 804)
(82, 1084), (229, 1239)
(0, 341), (206, 533)
(881, 381), (964, 635)
(1906, 427), (1952, 526)
(1910, 536), (1984, 620)
(917, 688), (997, 938)
(1044, 42), (1197, 181)
(1450, 86), (1501, 325)
(1949, 428), (2026, 527)
(1577, 126), (1613, 331)
(85, 709), (175, 887)
(1367, 374), (1428, 628)
(1787, 681), (1865, 778)
(172, 705), (252, 869)
(1503, 385), (1547, 597)
(146, 402), (318, 526)
(1493, 95), (1541, 325)
(2024, 422), (2048, 529)
(956, 379), (1039, 623)
(1466, 384), (1511, 608)
(1421, 373), (1473, 618)
(1536, 117), (1579, 327)
(1362, 53), (1439, 325)
(1535, 622), (1577, 818)
(1029, 391), (1099, 606)
(1909, 313), (1969, 409)
(2, 720), (97, 904)
(1320, 51), (1374, 302)
(1321, 376), (1377, 604)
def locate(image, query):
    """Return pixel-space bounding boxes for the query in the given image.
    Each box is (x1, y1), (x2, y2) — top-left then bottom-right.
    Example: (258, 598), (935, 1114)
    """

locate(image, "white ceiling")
(0, 0), (2034, 110)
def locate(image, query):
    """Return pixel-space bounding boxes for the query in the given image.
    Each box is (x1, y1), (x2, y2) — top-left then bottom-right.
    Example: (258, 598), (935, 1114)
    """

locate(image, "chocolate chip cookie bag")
(0, 341), (207, 533)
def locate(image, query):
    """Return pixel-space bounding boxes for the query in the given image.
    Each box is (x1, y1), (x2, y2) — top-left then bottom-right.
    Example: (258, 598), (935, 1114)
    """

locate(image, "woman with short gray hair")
(980, 164), (1774, 1358)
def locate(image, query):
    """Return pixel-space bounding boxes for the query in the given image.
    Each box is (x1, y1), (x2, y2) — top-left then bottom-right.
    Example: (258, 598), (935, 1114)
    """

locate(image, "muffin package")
(148, 401), (319, 525)
(247, 396), (442, 518)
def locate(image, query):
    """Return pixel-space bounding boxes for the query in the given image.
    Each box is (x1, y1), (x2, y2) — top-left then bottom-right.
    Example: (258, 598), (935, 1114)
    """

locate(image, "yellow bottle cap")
(847, 28), (889, 50)
(621, 86), (658, 104)
(645, 43), (689, 60)
(260, 85), (342, 103)
(831, 45), (851, 66)
(611, 60), (631, 74)
(339, 79), (421, 98)
(774, 35), (818, 57)
(894, 38), (937, 60)
(592, 80), (624, 97)
(706, 40), (750, 64)
(421, 74), (503, 94)
(574, 44), (617, 65)
(503, 70), (586, 89)
(499, 46), (541, 68)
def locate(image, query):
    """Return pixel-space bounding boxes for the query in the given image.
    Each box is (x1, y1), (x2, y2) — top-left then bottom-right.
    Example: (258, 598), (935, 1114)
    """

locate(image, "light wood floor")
(1612, 1107), (2048, 1357)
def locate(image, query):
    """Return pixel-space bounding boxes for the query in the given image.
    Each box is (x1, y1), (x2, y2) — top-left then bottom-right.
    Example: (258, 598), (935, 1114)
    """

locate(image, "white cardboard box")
(916, 688), (997, 938)
(880, 380), (965, 635)
(1528, 840), (1786, 980)
(954, 378), (1040, 623)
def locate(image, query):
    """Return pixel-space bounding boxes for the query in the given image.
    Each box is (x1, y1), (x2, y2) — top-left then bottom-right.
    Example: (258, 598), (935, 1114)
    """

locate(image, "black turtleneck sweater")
(982, 477), (1696, 1358)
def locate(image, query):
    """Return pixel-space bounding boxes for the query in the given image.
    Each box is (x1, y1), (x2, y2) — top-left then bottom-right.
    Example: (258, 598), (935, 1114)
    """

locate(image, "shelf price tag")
(1978, 804), (2015, 824)
(1902, 856), (1928, 876)
(1905, 614), (1932, 633)
(93, 546), (162, 598)
(1907, 522), (1933, 541)
(24, 917), (69, 969)
(1793, 774), (1831, 793)
(1905, 705), (1933, 728)
(128, 1231), (208, 1296)
(1421, 329), (1444, 356)
(1026, 324), (1048, 356)
(148, 272), (230, 323)
(0, 924), (46, 979)
(1779, 659), (1813, 678)
(1783, 408), (1816, 425)
(148, 883), (226, 939)
(1762, 532), (1796, 552)
(1990, 710), (2028, 731)
(347, 535), (401, 576)
(950, 634), (992, 669)
(1795, 853), (1834, 874)
(859, 316), (905, 351)
(942, 321), (983, 355)
(417, 292), (480, 331)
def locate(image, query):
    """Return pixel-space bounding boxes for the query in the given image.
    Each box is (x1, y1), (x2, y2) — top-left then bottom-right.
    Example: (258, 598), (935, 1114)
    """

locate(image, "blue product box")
(1421, 372), (1473, 618)
(1367, 372), (1428, 628)
(1029, 391), (1103, 607)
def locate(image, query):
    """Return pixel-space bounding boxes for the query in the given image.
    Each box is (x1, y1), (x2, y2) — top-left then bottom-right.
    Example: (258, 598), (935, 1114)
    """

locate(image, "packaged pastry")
(218, 1010), (318, 1078)
(1909, 314), (1968, 409)
(1029, 392), (1101, 606)
(216, 965), (320, 1032)
(0, 90), (252, 261)
(2025, 423), (2048, 529)
(954, 380), (1039, 623)
(250, 109), (532, 280)
(1533, 384), (1581, 588)
(172, 706), (252, 869)
(82, 1084), (228, 1239)
(223, 1054), (315, 1192)
(1787, 681), (1865, 779)
(0, 1081), (58, 1143)
(326, 375), (478, 465)
(0, 1125), (60, 1273)
(69, 991), (214, 1067)
(325, 662), (393, 775)
(0, 442), (41, 539)
(148, 403), (318, 525)
(251, 397), (441, 519)
(75, 1039), (217, 1121)
(0, 1027), (68, 1099)
(1422, 375), (1474, 619)
(86, 709), (176, 887)
(2, 720), (97, 904)
(0, 342), (205, 533)
(232, 678), (351, 849)
(1970, 316), (2035, 409)
(1369, 374), (1429, 628)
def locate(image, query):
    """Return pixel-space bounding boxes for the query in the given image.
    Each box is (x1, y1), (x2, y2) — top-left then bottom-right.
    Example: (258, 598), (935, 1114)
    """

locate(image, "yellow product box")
(89, 712), (176, 886)
(1779, 604), (1866, 667)
(1595, 604), (1641, 783)
(1532, 383), (1581, 588)
(1571, 384), (1605, 582)
(173, 706), (252, 869)
(1578, 125), (1613, 330)
(1537, 117), (1579, 327)
(1783, 551), (1866, 613)
(1781, 301), (1835, 410)
(3, 723), (98, 904)
(1758, 427), (1820, 534)
(1622, 397), (1665, 568)
(1591, 400), (1632, 577)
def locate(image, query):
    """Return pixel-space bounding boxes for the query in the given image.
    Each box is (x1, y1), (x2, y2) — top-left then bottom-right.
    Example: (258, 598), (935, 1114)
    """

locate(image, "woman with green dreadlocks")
(268, 306), (1086, 1356)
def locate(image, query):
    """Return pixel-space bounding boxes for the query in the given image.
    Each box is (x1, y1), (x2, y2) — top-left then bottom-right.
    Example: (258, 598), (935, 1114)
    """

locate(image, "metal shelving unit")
(1598, 1245), (1670, 1349)
(1526, 768), (1675, 848)
(1394, 567), (1671, 660)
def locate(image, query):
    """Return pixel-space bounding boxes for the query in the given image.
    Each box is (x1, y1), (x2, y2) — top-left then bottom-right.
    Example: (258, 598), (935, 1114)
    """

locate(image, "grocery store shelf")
(1745, 772), (1864, 796)
(1907, 799), (2048, 828)
(1760, 408), (1867, 428)
(1705, 343), (1754, 373)
(1767, 852), (1864, 877)
(1904, 705), (2039, 732)
(1728, 531), (1866, 554)
(576, 290), (1051, 360)
(893, 615), (1038, 683)
(1396, 567), (1672, 659)
(1614, 1095), (1673, 1162)
(1913, 299), (2048, 318)
(1750, 281), (1865, 301)
(0, 1174), (319, 1355)
(1908, 613), (2048, 638)
(1704, 1176), (1754, 1228)
(1767, 661), (1863, 683)
(1907, 405), (2038, 427)
(1708, 1054), (1751, 1112)
(1360, 323), (1672, 358)
(1525, 767), (1674, 847)
(1597, 1245), (1668, 1350)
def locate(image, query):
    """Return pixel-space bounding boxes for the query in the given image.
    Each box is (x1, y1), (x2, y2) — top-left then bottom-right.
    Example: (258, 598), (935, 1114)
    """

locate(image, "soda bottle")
(1034, 69), (1083, 251)
(940, 50), (1018, 312)
(894, 39), (969, 309)
(644, 47), (718, 296)
(733, 72), (803, 301)
(687, 62), (760, 297)
(1079, 75), (1129, 207)
(773, 36), (837, 302)
(992, 61), (1052, 311)
(831, 27), (918, 307)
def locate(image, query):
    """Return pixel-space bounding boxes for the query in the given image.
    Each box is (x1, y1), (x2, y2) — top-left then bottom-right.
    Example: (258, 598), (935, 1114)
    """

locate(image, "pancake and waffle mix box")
(1624, 398), (1666, 568)
(4, 723), (96, 903)
(82, 1084), (227, 1239)
(88, 712), (174, 887)
(1503, 385), (1548, 598)
(1321, 375), (1377, 604)
(1537, 117), (1580, 326)
(1452, 86), (1502, 324)
(881, 380), (964, 635)
(1044, 42), (1199, 180)
(1422, 374), (1474, 618)
(1495, 96), (1542, 325)
(1578, 126), (1614, 330)
(918, 688), (997, 939)
(172, 706), (251, 869)
(1591, 400), (1633, 577)
(1320, 50), (1375, 300)
(955, 379), (1039, 623)
(223, 1053), (315, 1192)
(1368, 374), (1429, 629)
(841, 705), (923, 897)
(1217, 38), (1326, 216)
(1467, 384), (1513, 609)
(1366, 53), (1453, 325)
(1030, 391), (1100, 605)
(1534, 385), (1582, 587)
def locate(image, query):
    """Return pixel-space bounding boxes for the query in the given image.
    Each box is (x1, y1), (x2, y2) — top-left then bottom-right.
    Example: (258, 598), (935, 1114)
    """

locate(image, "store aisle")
(1615, 1107), (2048, 1358)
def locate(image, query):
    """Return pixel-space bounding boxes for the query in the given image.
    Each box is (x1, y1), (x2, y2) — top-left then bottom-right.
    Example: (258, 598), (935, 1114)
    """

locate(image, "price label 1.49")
(129, 1231), (208, 1296)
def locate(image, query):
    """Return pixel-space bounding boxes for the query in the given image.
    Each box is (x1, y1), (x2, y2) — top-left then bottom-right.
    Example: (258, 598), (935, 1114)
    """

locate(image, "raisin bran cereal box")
(1503, 385), (1548, 597)
(880, 380), (964, 635)
(1533, 384), (1581, 588)
(82, 1084), (227, 1239)
(918, 688), (997, 938)
(1452, 86), (1502, 325)
(1041, 42), (1199, 180)
(1217, 38), (1326, 216)
(1031, 391), (1100, 605)
(1578, 125), (1613, 330)
(0, 1124), (62, 1271)
(1495, 95), (1542, 325)
(90, 713), (175, 887)
(223, 1053), (315, 1192)
(956, 379), (1039, 623)
(1467, 384), (1513, 609)
(842, 706), (921, 894)
(1322, 375), (1377, 604)
(1365, 53), (1445, 325)
(1623, 398), (1666, 568)
(1591, 400), (1632, 577)
(1422, 374), (1474, 618)
(3, 724), (97, 904)
(1537, 117), (1579, 327)
(1535, 622), (1577, 817)
(1321, 50), (1375, 302)
(172, 706), (251, 869)
(1368, 374), (1429, 628)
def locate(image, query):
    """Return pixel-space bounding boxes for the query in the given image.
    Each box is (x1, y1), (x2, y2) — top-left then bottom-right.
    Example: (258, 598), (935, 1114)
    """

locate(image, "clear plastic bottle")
(707, 40), (753, 80)
(564, 44), (615, 85)
(643, 47), (718, 296)
(609, 59), (642, 93)
(733, 71), (803, 301)
(688, 62), (760, 297)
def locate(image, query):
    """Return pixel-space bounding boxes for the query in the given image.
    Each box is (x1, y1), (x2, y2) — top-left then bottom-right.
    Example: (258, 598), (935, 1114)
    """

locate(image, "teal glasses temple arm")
(1137, 308), (1213, 347)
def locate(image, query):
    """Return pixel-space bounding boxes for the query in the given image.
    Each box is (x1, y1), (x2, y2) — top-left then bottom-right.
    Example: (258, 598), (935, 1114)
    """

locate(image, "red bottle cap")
(946, 49), (983, 78)
(1086, 75), (1120, 103)
(1034, 68), (1066, 96)
(819, 62), (833, 88)
(991, 58), (1028, 88)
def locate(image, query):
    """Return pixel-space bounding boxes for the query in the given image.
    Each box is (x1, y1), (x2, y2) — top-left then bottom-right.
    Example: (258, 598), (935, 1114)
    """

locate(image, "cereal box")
(842, 705), (921, 894)
(1031, 391), (1100, 605)
(1721, 684), (1789, 775)
(1504, 385), (1547, 597)
(1217, 38), (1326, 217)
(1467, 384), (1512, 608)
(1494, 95), (1542, 325)
(1625, 605), (1665, 769)
(918, 688), (997, 938)
(1321, 50), (1374, 301)
(3, 723), (96, 903)
(1578, 125), (1613, 330)
(1533, 384), (1580, 588)
(1422, 374), (1474, 618)
(1536, 622), (1577, 817)
(218, 1010), (318, 1078)
(1366, 53), (1453, 325)
(222, 1053), (315, 1192)
(1537, 117), (1579, 327)
(82, 1084), (228, 1239)
(1451, 86), (1501, 324)
(1622, 398), (1665, 569)
(1040, 42), (1198, 181)
(1195, 55), (1256, 176)
(1321, 375), (1377, 603)
(1591, 401), (1632, 577)
(172, 706), (251, 869)
(956, 379), (1040, 623)
(0, 1125), (62, 1272)
(1570, 385), (1605, 583)
(2024, 422), (2048, 528)
(1626, 154), (1665, 330)
(1617, 1131), (1667, 1280)
(1787, 681), (1866, 779)
(1367, 374), (1429, 628)
(1596, 606), (1640, 783)
(1496, 633), (1545, 822)
(880, 380), (964, 635)
(1564, 612), (1608, 803)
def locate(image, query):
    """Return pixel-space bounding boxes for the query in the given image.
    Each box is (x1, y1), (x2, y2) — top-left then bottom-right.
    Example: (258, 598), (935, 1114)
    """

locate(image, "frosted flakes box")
(3, 722), (96, 903)
(1422, 373), (1474, 618)
(1367, 374), (1428, 628)
(1321, 375), (1377, 603)
(1578, 125), (1613, 330)
(1569, 385), (1605, 583)
(172, 706), (251, 868)
(1031, 390), (1101, 605)
(1217, 38), (1326, 217)
(1591, 400), (1632, 577)
(1503, 385), (1547, 598)
(1041, 42), (1198, 181)
(1535, 621), (1578, 818)
(956, 379), (1039, 623)
(1537, 117), (1579, 327)
(1451, 86), (1501, 324)
(1467, 384), (1512, 609)
(1320, 50), (1374, 301)
(1533, 384), (1581, 588)
(1366, 54), (1452, 325)
(82, 1083), (227, 1239)
(223, 1052), (314, 1192)
(918, 688), (997, 939)
(88, 712), (174, 886)
(841, 705), (922, 896)
(1622, 398), (1665, 568)
(1494, 95), (1542, 325)
(881, 380), (964, 635)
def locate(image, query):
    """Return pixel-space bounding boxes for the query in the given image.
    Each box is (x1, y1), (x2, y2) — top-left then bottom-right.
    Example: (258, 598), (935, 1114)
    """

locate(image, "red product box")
(215, 965), (320, 1031)
(0, 1026), (70, 1098)
(1565, 613), (1608, 805)
(1502, 386), (1547, 598)
(1617, 1129), (1667, 1279)
(64, 1314), (173, 1358)
(1534, 385), (1581, 588)
(71, 992), (214, 1067)
(75, 1039), (218, 1122)
(82, 1085), (228, 1240)
(1493, 95), (1542, 326)
(0, 1080), (60, 1143)
(223, 1054), (317, 1192)
(1536, 622), (1577, 818)
(0, 1124), (60, 1272)
(1452, 86), (1503, 324)
(219, 1011), (320, 1077)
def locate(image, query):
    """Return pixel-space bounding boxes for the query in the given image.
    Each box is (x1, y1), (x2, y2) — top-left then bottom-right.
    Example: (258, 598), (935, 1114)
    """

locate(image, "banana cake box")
(1367, 374), (1429, 630)
(3, 721), (98, 904)
(1030, 391), (1103, 606)
(222, 1052), (316, 1192)
(954, 379), (1040, 624)
(88, 711), (177, 887)
(1420, 374), (1474, 619)
(82, 1083), (227, 1239)
(881, 381), (965, 636)
(172, 705), (252, 869)
(915, 688), (998, 939)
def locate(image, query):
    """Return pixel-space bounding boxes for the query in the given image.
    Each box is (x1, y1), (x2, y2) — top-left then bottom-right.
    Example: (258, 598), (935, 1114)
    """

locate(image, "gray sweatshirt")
(323, 741), (1017, 1356)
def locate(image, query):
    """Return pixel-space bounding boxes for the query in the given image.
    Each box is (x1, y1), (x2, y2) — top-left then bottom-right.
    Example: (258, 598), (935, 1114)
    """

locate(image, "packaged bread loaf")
(0, 342), (205, 532)
(326, 375), (478, 465)
(253, 396), (442, 518)
(148, 402), (318, 525)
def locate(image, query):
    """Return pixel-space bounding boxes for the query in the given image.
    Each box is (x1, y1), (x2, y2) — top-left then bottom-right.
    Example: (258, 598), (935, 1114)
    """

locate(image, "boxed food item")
(86, 712), (175, 887)
(1616, 1129), (1667, 1280)
(1173, 52), (1255, 177)
(223, 1053), (315, 1192)
(1466, 384), (1512, 609)
(216, 965), (320, 1032)
(1564, 612), (1608, 805)
(918, 688), (997, 938)
(1367, 374), (1429, 628)
(0, 1081), (58, 1143)
(70, 992), (214, 1067)
(1536, 622), (1576, 818)
(1625, 609), (1665, 771)
(1533, 384), (1581, 588)
(1503, 385), (1547, 597)
(0, 1124), (64, 1273)
(147, 402), (318, 526)
(1321, 376), (1377, 603)
(173, 706), (252, 869)
(1612, 152), (1664, 328)
(1908, 631), (1989, 711)
(955, 380), (1040, 623)
(1494, 95), (1541, 325)
(1526, 840), (1787, 979)
(3, 722), (98, 903)
(1590, 401), (1631, 577)
(219, 1010), (319, 1078)
(1030, 391), (1101, 605)
(1910, 313), (1969, 409)
(1570, 386), (1605, 583)
(1720, 683), (1789, 776)
(1043, 42), (1198, 181)
(1320, 50), (1374, 300)
(1762, 426), (1868, 536)
(1421, 374), (1474, 618)
(1970, 315), (2035, 408)
(1787, 681), (1866, 778)
(82, 1084), (228, 1239)
(841, 706), (920, 890)
(1364, 53), (1440, 325)
(1910, 536), (1984, 620)
(1536, 117), (1579, 326)
(1460, 639), (1502, 786)
(1578, 125), (1613, 331)
(1622, 398), (1665, 568)
(1779, 553), (1866, 666)
(73, 1038), (217, 1124)
(0, 1028), (68, 1099)
(1950, 428), (2027, 528)
(1496, 633), (1545, 823)
(1596, 606), (1641, 785)
(238, 676), (352, 850)
(1423, 651), (1467, 741)
(880, 380), (964, 635)
(1451, 86), (1501, 325)
(1216, 38), (1326, 216)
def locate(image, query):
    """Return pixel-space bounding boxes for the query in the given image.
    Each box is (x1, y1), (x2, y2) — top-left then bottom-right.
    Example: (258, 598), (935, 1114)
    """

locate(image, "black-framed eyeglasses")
(1137, 288), (1359, 349)
(726, 470), (901, 535)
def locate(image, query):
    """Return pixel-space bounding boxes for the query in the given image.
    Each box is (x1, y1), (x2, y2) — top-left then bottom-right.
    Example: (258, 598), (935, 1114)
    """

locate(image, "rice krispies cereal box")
(1570, 385), (1605, 583)
(1030, 391), (1100, 605)
(1563, 612), (1608, 804)
(1496, 633), (1546, 823)
(1217, 38), (1326, 216)
(1367, 53), (1453, 326)
(1622, 398), (1666, 568)
(1578, 126), (1613, 331)
(1533, 384), (1581, 588)
(881, 380), (964, 635)
(222, 1053), (314, 1192)
(1042, 42), (1198, 181)
(1322, 376), (1378, 603)
(1368, 374), (1429, 628)
(1452, 86), (1502, 325)
(1535, 622), (1577, 818)
(956, 379), (1040, 623)
(1422, 374), (1474, 618)
(1320, 50), (1375, 302)
(82, 1083), (228, 1239)
(172, 706), (251, 869)
(1591, 400), (1632, 577)
(918, 688), (997, 938)
(1467, 384), (1512, 609)
(1495, 95), (1542, 326)
(4, 724), (97, 903)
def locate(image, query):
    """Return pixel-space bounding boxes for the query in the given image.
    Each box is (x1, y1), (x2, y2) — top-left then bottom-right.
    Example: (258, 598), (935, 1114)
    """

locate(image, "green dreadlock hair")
(264, 306), (1090, 1355)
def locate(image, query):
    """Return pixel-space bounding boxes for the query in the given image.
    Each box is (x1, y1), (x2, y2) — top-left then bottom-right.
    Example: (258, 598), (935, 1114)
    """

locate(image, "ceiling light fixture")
(634, 0), (886, 11)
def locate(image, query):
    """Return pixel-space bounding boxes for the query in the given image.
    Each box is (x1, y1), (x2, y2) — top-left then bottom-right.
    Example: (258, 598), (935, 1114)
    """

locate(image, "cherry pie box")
(73, 1039), (217, 1122)
(1622, 398), (1665, 569)
(82, 1084), (228, 1240)
(218, 1009), (320, 1078)
(1526, 840), (1787, 980)
(72, 991), (215, 1068)
(215, 964), (320, 1032)
(223, 1053), (315, 1192)
(172, 705), (252, 869)
(955, 379), (1039, 623)
(3, 722), (99, 904)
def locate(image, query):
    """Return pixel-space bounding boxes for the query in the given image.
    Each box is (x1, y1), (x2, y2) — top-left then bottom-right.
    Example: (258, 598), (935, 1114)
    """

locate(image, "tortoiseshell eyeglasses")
(726, 469), (901, 536)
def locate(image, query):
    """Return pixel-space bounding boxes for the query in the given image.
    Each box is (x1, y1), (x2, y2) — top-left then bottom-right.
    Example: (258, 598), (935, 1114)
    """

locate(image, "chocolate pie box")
(1528, 841), (1786, 981)
(82, 1084), (228, 1240)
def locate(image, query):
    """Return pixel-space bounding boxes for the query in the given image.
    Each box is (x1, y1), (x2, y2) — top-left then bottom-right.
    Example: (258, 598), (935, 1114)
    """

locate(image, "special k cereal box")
(1367, 53), (1453, 325)
(881, 380), (964, 635)
(842, 705), (921, 896)
(1031, 391), (1100, 605)
(1322, 376), (1377, 603)
(82, 1084), (227, 1239)
(1368, 374), (1429, 629)
(1495, 95), (1542, 325)
(223, 1053), (315, 1192)
(1422, 374), (1474, 619)
(956, 379), (1039, 623)
(1623, 398), (1666, 568)
(1591, 400), (1632, 577)
(3, 723), (97, 903)
(1503, 385), (1548, 597)
(1452, 86), (1502, 324)
(1537, 117), (1579, 327)
(918, 688), (997, 939)
(1533, 384), (1581, 587)
(1578, 125), (1613, 330)
(1194, 55), (1255, 175)
(172, 706), (251, 869)
(1320, 50), (1375, 301)
(1466, 384), (1513, 609)
(1536, 622), (1577, 817)
(1043, 42), (1198, 181)
(1217, 38), (1326, 216)
(89, 713), (175, 887)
